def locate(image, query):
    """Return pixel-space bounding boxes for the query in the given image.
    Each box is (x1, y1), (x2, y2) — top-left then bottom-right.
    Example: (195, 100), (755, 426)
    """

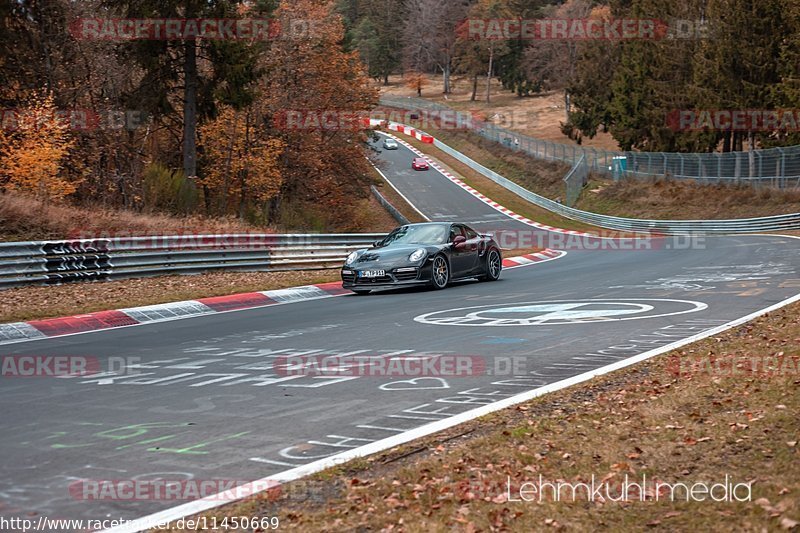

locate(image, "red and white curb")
(502, 248), (563, 268)
(0, 282), (347, 345)
(373, 119), (435, 144)
(0, 251), (564, 346)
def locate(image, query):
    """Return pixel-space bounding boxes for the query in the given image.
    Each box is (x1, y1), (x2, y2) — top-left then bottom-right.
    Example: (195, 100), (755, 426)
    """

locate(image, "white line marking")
(102, 290), (800, 533)
(414, 298), (707, 327)
(368, 144), (430, 221)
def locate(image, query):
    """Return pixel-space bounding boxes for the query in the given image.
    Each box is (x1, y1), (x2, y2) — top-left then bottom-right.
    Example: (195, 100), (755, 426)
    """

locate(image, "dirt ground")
(377, 74), (620, 151)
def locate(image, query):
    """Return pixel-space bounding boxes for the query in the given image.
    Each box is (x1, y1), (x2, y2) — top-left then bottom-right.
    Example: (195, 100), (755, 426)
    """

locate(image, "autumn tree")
(107, 0), (271, 198)
(0, 92), (80, 200)
(405, 71), (428, 97)
(199, 105), (284, 218)
(258, 0), (378, 227)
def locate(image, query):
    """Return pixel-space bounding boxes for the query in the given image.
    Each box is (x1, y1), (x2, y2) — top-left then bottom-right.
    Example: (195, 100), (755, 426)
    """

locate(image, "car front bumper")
(341, 265), (430, 290)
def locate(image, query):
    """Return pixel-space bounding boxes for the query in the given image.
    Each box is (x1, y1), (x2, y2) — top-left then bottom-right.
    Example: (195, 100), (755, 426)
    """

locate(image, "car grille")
(341, 271), (356, 283)
(356, 275), (392, 284)
(394, 268), (419, 281)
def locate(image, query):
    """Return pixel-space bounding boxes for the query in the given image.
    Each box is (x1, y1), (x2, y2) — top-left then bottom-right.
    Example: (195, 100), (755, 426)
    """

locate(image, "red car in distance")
(411, 157), (429, 171)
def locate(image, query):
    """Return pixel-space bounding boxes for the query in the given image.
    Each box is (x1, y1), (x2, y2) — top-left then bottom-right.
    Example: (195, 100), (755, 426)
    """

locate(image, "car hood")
(350, 244), (440, 267)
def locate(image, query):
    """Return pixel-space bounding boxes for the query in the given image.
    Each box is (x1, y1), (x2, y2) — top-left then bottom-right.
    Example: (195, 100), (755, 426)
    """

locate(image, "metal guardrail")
(371, 185), (410, 225)
(0, 234), (385, 289)
(380, 95), (800, 188)
(425, 131), (800, 234)
(563, 155), (588, 207)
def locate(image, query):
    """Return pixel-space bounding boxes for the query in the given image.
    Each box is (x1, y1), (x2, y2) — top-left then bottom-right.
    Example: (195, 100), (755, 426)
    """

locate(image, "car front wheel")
(430, 255), (450, 289)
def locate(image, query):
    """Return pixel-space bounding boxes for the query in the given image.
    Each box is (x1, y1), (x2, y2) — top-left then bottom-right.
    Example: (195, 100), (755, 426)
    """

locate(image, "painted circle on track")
(414, 299), (708, 326)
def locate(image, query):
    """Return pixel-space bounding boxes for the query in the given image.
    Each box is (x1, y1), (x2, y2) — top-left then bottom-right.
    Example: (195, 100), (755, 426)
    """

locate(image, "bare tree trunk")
(471, 73), (478, 101)
(183, 40), (198, 179)
(564, 91), (571, 123)
(485, 45), (494, 104)
(443, 59), (451, 94)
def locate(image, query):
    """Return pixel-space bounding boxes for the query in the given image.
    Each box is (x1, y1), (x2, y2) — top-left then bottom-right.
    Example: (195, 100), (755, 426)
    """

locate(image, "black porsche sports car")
(341, 222), (502, 294)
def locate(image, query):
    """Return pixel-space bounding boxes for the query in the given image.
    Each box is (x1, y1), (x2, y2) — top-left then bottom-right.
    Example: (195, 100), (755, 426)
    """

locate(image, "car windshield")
(378, 225), (447, 246)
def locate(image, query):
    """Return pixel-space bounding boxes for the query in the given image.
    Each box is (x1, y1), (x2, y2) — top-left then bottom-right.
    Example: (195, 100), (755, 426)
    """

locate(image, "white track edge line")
(367, 153), (430, 221)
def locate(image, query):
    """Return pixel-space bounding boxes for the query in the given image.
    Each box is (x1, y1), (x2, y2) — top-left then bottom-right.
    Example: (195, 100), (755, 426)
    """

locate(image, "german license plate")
(359, 270), (385, 278)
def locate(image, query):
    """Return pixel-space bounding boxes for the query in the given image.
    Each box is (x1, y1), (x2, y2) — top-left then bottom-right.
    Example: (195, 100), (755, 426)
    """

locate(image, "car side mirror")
(373, 240), (382, 247)
(453, 235), (467, 249)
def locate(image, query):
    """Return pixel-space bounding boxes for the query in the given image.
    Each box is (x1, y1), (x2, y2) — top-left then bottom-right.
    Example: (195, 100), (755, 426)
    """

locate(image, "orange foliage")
(0, 92), (80, 200)
(199, 106), (285, 215)
(404, 71), (428, 96)
(258, 0), (379, 224)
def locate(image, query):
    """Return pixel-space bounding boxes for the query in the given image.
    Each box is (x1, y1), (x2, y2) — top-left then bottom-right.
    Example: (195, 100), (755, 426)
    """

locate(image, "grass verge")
(161, 299), (800, 532)
(0, 189), (400, 242)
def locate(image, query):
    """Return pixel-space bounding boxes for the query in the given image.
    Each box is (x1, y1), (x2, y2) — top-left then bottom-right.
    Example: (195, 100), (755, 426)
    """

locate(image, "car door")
(461, 225), (483, 274)
(449, 225), (475, 277)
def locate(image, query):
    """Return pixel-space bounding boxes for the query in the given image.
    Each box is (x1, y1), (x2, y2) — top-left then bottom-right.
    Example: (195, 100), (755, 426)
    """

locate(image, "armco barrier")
(374, 121), (800, 234)
(0, 234), (385, 289)
(371, 185), (410, 225)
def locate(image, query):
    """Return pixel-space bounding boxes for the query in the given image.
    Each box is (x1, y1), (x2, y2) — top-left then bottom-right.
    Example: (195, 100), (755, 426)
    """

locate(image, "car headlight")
(409, 248), (426, 262)
(345, 251), (359, 265)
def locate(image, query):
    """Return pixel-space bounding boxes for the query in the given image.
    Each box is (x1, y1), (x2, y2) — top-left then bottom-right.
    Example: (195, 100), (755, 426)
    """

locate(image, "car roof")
(400, 222), (451, 228)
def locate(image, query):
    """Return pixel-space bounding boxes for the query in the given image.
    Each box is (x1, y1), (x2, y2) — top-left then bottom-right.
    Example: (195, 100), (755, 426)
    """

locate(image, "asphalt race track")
(0, 136), (798, 528)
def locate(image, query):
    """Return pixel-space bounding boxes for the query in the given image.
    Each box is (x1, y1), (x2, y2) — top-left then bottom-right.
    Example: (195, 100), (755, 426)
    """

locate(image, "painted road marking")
(414, 299), (707, 326)
(379, 377), (450, 391)
(102, 291), (800, 533)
